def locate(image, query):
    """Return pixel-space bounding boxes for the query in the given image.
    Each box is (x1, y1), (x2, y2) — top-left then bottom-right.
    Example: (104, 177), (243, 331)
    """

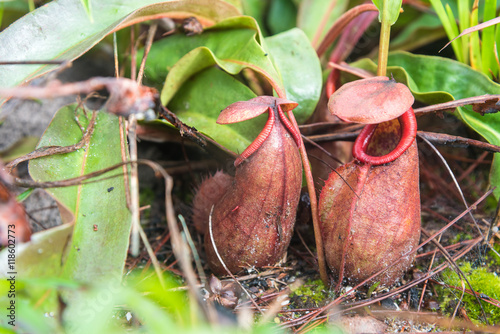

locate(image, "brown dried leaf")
(472, 97), (500, 115)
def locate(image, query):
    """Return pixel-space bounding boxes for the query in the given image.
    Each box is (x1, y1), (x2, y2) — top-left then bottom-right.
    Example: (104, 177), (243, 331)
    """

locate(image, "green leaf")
(0, 136), (38, 162)
(265, 28), (322, 124)
(390, 13), (445, 52)
(372, 0), (402, 25)
(145, 22), (318, 152)
(158, 16), (284, 105)
(240, 0), (269, 35)
(29, 105), (131, 283)
(16, 188), (33, 202)
(481, 0), (498, 78)
(122, 289), (177, 333)
(81, 0), (92, 22)
(267, 0), (297, 35)
(429, 0), (463, 62)
(168, 66), (261, 154)
(0, 224), (73, 278)
(350, 51), (500, 199)
(0, 0), (240, 105)
(0, 224), (73, 330)
(458, 0), (470, 64)
(297, 0), (348, 45)
(0, 2), (4, 27)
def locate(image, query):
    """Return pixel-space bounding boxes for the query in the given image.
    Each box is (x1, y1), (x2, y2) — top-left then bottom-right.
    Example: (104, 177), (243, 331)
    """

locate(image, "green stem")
(377, 0), (391, 77)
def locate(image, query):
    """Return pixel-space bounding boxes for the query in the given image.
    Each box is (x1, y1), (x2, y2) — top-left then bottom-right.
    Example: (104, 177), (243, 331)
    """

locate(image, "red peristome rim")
(352, 108), (417, 165)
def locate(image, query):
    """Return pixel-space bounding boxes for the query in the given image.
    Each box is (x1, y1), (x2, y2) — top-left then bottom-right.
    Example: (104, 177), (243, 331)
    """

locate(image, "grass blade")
(482, 0), (498, 77)
(458, 0), (470, 64)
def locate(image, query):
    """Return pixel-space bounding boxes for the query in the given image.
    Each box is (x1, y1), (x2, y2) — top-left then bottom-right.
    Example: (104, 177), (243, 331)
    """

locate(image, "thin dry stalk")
(289, 190), (493, 330)
(420, 228), (488, 324)
(418, 233), (443, 312)
(137, 223), (166, 289)
(419, 135), (483, 238)
(327, 61), (374, 79)
(287, 237), (484, 330)
(457, 151), (489, 183)
(6, 110), (97, 173)
(155, 161), (211, 323)
(414, 95), (500, 114)
(137, 23), (158, 86)
(130, 27), (137, 82)
(369, 310), (500, 333)
(259, 279), (303, 325)
(418, 132), (500, 153)
(288, 111), (328, 285)
(113, 32), (119, 78)
(178, 214), (207, 285)
(118, 117), (132, 209)
(128, 115), (140, 257)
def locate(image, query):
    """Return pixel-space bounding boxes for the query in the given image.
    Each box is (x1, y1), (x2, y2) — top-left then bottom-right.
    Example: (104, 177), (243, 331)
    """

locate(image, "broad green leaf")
(220, 0), (243, 11)
(240, 0), (269, 35)
(0, 224), (73, 278)
(29, 105), (131, 284)
(168, 66), (261, 153)
(372, 0), (403, 25)
(297, 0), (348, 45)
(145, 21), (318, 152)
(267, 0), (297, 35)
(0, 224), (73, 330)
(265, 28), (322, 124)
(350, 51), (500, 199)
(390, 13), (445, 52)
(157, 16), (284, 105)
(0, 0), (240, 105)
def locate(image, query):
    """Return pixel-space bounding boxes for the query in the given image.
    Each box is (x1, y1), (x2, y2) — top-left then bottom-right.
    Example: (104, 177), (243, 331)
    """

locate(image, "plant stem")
(377, 0), (391, 77)
(316, 4), (378, 58)
(287, 111), (329, 286)
(272, 79), (328, 285)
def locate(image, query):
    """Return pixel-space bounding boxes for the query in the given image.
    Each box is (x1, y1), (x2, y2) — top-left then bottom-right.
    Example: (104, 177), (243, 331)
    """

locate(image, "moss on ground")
(290, 279), (335, 308)
(438, 262), (500, 325)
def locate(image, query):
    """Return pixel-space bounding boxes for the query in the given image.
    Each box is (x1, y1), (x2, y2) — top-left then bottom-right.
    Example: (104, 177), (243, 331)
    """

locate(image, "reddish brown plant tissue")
(321, 78), (421, 286)
(193, 97), (302, 275)
(0, 166), (31, 245)
(192, 171), (232, 234)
